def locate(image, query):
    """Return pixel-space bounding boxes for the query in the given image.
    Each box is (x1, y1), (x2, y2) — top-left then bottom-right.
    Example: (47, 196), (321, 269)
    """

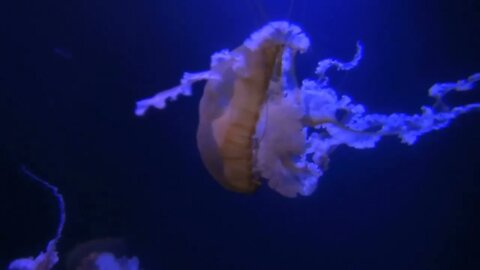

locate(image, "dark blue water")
(1, 0), (479, 269)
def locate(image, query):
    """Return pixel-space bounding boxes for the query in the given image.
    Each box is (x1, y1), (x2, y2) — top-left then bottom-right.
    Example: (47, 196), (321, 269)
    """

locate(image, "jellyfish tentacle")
(304, 72), (480, 154)
(20, 166), (65, 243)
(135, 71), (219, 116)
(315, 41), (363, 84)
(134, 48), (253, 117)
(429, 72), (480, 98)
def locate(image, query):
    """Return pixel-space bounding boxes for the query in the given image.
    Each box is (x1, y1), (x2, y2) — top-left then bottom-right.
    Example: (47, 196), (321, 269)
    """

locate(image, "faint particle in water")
(53, 47), (73, 60)
(135, 21), (480, 198)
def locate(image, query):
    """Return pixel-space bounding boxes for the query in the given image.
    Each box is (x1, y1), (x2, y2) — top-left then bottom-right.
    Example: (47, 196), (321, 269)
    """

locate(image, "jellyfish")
(65, 238), (139, 270)
(8, 168), (140, 270)
(8, 166), (65, 270)
(135, 21), (479, 198)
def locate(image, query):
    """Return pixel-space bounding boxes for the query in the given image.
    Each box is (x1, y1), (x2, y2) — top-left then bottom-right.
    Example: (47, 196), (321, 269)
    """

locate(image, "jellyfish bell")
(66, 238), (139, 270)
(66, 238), (127, 270)
(136, 22), (313, 196)
(197, 23), (311, 194)
(135, 21), (479, 198)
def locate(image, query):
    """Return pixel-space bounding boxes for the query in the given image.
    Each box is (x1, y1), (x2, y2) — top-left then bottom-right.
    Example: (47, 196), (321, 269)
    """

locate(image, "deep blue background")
(1, 0), (480, 269)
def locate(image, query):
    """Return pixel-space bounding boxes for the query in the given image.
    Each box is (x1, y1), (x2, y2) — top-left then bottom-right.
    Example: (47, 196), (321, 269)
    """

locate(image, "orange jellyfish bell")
(136, 22), (313, 196)
(196, 24), (310, 194)
(135, 21), (480, 197)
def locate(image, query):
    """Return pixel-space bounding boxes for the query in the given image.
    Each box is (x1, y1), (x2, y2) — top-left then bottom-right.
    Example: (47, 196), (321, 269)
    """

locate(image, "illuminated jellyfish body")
(136, 21), (480, 198)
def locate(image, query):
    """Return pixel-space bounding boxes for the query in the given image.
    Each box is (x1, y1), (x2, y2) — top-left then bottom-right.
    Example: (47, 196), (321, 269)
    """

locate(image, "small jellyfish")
(8, 167), (65, 270)
(135, 21), (479, 198)
(66, 238), (139, 270)
(8, 168), (140, 270)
